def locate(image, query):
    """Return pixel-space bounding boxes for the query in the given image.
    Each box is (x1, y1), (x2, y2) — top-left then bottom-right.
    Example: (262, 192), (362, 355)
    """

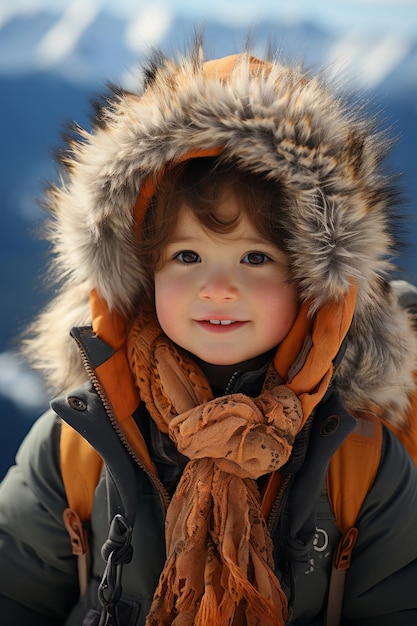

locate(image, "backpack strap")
(325, 412), (383, 626)
(60, 420), (103, 597)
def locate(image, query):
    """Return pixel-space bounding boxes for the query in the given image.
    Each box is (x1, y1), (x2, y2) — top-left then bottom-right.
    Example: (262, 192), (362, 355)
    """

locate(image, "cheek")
(257, 281), (299, 337)
(154, 275), (174, 325)
(154, 272), (190, 339)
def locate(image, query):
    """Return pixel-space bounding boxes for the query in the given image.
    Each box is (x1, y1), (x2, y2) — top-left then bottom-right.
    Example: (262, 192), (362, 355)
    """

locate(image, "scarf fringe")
(146, 460), (288, 626)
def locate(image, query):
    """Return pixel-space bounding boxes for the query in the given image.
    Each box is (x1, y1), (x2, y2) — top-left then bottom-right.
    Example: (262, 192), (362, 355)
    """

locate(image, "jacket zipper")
(73, 336), (171, 514)
(224, 371), (241, 395)
(266, 414), (314, 532)
(223, 366), (301, 531)
(266, 473), (293, 533)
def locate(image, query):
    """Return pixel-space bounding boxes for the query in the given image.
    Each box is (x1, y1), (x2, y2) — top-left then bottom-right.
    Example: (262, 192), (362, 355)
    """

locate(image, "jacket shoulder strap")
(325, 412), (383, 626)
(60, 420), (103, 597)
(327, 412), (383, 535)
(60, 420), (104, 520)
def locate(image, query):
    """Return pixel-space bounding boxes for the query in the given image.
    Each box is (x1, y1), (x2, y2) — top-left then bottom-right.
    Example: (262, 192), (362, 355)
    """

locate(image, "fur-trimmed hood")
(25, 45), (417, 427)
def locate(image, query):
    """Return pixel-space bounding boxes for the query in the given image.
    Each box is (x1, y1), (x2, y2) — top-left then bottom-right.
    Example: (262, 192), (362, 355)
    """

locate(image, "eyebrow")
(167, 235), (274, 246)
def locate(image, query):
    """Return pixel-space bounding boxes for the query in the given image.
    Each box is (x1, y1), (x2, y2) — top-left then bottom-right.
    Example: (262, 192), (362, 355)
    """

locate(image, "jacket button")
(320, 415), (339, 436)
(68, 396), (87, 411)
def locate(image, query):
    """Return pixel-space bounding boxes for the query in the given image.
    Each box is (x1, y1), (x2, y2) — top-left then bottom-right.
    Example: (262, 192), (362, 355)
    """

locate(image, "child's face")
(154, 193), (299, 367)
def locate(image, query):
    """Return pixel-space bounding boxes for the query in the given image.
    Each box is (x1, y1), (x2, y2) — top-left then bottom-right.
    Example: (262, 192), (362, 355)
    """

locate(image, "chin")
(198, 353), (250, 367)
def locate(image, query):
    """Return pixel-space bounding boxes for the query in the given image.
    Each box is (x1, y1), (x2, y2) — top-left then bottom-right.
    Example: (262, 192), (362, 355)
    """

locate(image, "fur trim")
(23, 44), (417, 424)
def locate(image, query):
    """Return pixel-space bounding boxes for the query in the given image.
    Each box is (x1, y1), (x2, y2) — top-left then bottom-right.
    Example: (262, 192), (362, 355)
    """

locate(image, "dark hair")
(137, 157), (292, 296)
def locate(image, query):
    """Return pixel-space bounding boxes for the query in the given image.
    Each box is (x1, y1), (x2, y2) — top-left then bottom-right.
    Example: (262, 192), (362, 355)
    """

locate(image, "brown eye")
(175, 251), (201, 264)
(242, 252), (270, 265)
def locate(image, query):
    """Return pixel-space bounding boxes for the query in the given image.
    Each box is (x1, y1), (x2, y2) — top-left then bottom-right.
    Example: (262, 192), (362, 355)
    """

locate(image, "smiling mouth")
(197, 319), (246, 331)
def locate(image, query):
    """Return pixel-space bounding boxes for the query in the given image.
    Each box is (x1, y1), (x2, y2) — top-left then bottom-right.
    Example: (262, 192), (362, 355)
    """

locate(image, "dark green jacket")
(1, 376), (417, 626)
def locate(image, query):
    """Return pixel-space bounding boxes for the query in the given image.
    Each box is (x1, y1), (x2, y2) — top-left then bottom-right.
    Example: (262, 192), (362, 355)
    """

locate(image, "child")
(1, 44), (417, 626)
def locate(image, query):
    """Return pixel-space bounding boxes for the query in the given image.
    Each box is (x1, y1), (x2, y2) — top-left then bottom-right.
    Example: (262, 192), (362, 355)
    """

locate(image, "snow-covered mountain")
(0, 6), (416, 477)
(1, 6), (416, 91)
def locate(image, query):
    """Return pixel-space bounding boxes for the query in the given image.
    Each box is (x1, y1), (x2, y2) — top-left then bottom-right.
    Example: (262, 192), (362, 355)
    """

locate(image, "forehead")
(170, 201), (267, 246)
(208, 189), (241, 220)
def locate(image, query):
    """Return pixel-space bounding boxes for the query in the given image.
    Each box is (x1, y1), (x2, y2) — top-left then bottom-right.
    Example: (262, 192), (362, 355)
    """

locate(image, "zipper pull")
(63, 507), (90, 597)
(334, 527), (358, 571)
(63, 507), (88, 556)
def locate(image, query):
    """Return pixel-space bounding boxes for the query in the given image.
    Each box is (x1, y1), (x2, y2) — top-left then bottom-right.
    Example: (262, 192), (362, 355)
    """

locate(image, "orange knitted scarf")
(127, 311), (304, 625)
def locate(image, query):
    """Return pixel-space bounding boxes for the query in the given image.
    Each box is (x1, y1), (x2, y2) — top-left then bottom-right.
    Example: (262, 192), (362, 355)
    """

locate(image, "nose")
(199, 267), (239, 302)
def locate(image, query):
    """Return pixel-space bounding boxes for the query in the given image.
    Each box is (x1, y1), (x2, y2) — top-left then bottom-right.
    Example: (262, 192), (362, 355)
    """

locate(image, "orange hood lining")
(133, 52), (276, 229)
(133, 146), (224, 232)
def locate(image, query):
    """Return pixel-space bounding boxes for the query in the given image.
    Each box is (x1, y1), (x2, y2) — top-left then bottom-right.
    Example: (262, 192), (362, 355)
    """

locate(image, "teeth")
(209, 320), (235, 325)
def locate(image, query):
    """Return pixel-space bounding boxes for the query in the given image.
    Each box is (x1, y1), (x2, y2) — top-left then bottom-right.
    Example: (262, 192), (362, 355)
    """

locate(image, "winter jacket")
(1, 360), (417, 625)
(1, 45), (417, 625)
